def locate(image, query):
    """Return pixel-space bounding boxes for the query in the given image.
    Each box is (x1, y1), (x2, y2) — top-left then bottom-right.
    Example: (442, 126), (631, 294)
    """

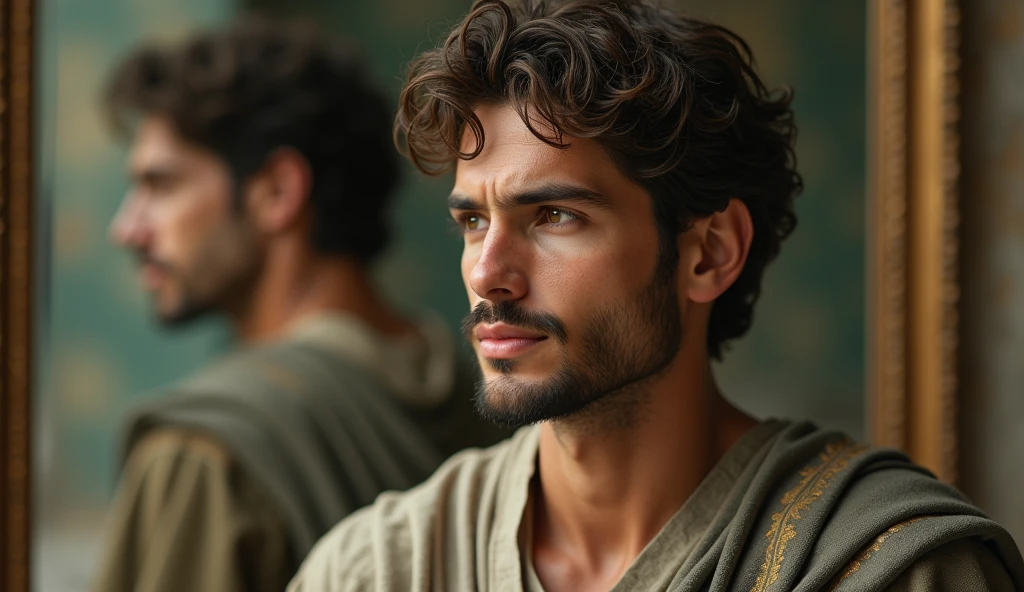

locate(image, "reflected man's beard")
(144, 217), (263, 328)
(463, 250), (683, 428)
(155, 280), (219, 327)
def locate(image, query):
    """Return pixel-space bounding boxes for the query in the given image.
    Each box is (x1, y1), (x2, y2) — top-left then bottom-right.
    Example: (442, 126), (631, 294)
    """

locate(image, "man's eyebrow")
(447, 194), (480, 211)
(130, 165), (177, 184)
(447, 183), (611, 212)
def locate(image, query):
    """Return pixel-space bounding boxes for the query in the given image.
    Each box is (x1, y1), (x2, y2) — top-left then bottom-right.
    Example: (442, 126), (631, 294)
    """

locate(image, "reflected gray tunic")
(92, 314), (507, 592)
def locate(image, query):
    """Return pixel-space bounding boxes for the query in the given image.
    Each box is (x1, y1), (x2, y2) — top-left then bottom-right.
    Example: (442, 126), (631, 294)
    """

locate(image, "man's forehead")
(454, 104), (618, 200)
(459, 103), (588, 158)
(127, 117), (194, 173)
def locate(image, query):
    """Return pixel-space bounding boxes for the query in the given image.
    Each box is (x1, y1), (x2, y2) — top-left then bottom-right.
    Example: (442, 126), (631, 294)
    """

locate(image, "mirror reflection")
(34, 0), (879, 590)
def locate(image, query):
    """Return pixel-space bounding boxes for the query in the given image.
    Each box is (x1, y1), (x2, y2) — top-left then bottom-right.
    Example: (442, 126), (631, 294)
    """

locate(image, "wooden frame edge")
(0, 0), (35, 590)
(867, 0), (960, 483)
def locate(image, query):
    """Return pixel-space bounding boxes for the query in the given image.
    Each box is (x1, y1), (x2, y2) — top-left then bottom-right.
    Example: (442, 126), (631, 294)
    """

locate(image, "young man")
(92, 18), (505, 592)
(289, 1), (1024, 591)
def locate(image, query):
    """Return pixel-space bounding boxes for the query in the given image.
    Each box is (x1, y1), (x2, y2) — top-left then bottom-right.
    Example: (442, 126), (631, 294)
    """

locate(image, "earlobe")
(686, 198), (753, 304)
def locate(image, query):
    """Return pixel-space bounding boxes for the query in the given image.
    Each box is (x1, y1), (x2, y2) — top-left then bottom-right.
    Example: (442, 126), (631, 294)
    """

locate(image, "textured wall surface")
(959, 0), (1024, 549)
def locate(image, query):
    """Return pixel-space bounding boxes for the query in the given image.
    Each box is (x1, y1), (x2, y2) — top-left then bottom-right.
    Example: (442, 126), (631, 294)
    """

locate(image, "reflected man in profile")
(93, 17), (505, 592)
(289, 1), (1024, 590)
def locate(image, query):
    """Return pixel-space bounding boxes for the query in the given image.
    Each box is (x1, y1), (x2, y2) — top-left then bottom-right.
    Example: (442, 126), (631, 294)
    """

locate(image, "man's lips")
(475, 323), (548, 359)
(140, 264), (166, 290)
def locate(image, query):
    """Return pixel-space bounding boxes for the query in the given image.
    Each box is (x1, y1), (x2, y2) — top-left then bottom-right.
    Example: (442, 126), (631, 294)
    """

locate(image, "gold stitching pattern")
(751, 439), (869, 592)
(827, 516), (931, 591)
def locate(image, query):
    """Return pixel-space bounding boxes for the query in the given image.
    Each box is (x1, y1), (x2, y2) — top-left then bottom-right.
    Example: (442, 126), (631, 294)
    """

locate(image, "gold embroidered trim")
(750, 439), (868, 592)
(827, 516), (932, 591)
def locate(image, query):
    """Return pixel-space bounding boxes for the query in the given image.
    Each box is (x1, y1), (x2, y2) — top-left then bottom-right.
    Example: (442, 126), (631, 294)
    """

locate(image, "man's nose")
(109, 194), (150, 249)
(468, 225), (528, 303)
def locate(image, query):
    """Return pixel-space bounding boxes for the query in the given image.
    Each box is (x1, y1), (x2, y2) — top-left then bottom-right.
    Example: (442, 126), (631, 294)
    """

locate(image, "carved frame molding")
(0, 0), (34, 590)
(867, 0), (961, 483)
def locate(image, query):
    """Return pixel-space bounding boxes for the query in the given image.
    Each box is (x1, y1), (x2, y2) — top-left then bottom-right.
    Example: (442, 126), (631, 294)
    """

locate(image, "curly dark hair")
(104, 16), (399, 262)
(396, 0), (801, 359)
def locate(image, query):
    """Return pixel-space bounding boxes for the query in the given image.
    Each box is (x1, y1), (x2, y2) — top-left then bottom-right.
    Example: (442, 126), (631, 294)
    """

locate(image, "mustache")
(462, 301), (569, 345)
(135, 251), (175, 274)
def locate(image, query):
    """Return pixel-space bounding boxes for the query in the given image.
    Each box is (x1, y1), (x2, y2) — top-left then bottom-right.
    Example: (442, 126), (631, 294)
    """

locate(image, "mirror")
(0, 0), (968, 590)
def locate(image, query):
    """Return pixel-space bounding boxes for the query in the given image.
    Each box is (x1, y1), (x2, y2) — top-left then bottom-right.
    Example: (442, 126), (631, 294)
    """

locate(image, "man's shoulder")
(290, 426), (537, 590)
(884, 536), (1017, 591)
(180, 337), (373, 399)
(124, 426), (238, 478)
(762, 425), (1024, 589)
(125, 339), (373, 444)
(116, 342), (357, 498)
(130, 426), (228, 458)
(117, 427), (250, 514)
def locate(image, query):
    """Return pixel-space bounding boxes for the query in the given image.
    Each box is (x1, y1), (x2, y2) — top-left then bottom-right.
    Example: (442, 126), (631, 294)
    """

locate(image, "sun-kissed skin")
(110, 117), (412, 344)
(452, 104), (762, 592)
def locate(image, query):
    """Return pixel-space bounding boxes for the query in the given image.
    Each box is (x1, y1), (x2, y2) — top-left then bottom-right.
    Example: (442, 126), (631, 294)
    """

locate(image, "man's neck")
(229, 246), (413, 345)
(530, 347), (757, 591)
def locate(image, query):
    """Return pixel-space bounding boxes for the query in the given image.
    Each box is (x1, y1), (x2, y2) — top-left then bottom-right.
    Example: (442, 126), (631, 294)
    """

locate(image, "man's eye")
(145, 177), (177, 196)
(542, 207), (577, 225)
(462, 215), (489, 232)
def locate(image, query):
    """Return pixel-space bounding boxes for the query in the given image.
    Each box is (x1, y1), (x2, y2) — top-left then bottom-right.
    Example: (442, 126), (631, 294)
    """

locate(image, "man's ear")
(244, 148), (312, 234)
(682, 198), (753, 304)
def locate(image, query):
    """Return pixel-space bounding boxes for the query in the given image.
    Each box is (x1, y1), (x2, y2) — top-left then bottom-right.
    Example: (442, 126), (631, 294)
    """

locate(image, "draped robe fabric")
(289, 420), (1024, 592)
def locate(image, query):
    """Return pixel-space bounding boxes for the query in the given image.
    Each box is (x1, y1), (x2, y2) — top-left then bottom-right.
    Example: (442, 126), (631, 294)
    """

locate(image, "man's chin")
(473, 384), (549, 428)
(153, 301), (211, 328)
(477, 346), (559, 377)
(479, 358), (563, 383)
(472, 372), (594, 428)
(482, 356), (517, 375)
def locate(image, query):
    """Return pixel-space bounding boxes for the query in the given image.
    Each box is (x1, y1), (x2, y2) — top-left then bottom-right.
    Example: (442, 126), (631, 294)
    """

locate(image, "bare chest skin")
(532, 550), (628, 592)
(527, 425), (697, 592)
(527, 446), (644, 592)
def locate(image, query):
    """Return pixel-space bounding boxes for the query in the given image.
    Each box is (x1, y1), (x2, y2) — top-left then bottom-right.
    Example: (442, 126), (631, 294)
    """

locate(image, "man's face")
(110, 117), (263, 326)
(453, 105), (684, 428)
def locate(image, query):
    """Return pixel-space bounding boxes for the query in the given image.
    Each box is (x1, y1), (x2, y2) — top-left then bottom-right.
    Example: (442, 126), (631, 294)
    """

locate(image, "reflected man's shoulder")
(125, 426), (235, 476)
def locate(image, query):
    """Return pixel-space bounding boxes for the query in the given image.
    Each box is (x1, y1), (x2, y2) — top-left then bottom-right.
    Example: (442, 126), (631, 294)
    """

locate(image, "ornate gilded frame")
(0, 0), (34, 590)
(867, 0), (961, 483)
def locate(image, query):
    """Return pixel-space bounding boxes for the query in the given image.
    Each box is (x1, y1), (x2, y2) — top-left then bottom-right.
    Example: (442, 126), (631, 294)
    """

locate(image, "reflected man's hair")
(105, 16), (400, 261)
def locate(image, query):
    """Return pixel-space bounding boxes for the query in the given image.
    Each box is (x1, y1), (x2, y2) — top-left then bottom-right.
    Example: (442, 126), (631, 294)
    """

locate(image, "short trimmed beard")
(464, 248), (683, 429)
(145, 202), (263, 328)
